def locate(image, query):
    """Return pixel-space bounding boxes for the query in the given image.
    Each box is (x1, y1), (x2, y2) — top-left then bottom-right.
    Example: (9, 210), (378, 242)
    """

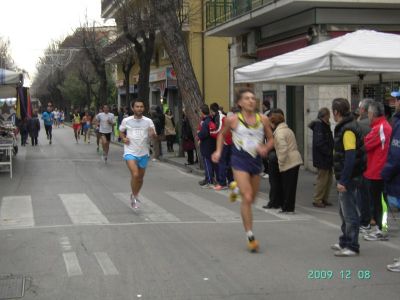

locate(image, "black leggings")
(45, 124), (52, 140)
(366, 179), (386, 230)
(280, 166), (300, 212)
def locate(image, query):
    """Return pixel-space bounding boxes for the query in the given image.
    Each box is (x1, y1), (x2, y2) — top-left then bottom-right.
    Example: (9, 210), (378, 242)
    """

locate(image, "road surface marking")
(0, 196), (34, 228)
(114, 193), (180, 222)
(94, 252), (119, 275)
(166, 191), (241, 222)
(63, 252), (83, 276)
(59, 236), (72, 251)
(214, 190), (314, 221)
(59, 193), (109, 224)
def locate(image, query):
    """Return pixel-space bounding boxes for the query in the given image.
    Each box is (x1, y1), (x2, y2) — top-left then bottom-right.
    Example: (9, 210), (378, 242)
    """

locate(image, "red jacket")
(363, 116), (392, 180)
(219, 114), (232, 145)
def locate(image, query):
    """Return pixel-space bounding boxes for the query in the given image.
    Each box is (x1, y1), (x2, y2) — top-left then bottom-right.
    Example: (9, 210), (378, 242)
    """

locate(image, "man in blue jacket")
(197, 104), (216, 188)
(384, 92), (400, 272)
(42, 102), (54, 145)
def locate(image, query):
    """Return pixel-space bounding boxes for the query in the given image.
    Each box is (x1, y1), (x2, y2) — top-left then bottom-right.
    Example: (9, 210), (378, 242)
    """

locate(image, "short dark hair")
(236, 88), (255, 102)
(269, 108), (285, 126)
(262, 99), (271, 110)
(131, 99), (144, 108)
(270, 108), (284, 117)
(210, 102), (219, 113)
(200, 104), (210, 115)
(332, 98), (350, 117)
(317, 107), (330, 119)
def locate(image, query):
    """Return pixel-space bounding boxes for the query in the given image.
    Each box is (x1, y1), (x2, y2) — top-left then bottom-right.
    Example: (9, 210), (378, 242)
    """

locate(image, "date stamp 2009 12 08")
(307, 269), (372, 280)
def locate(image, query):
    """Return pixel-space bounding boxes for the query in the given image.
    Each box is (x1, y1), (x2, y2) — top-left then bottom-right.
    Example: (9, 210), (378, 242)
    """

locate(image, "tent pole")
(358, 74), (365, 101)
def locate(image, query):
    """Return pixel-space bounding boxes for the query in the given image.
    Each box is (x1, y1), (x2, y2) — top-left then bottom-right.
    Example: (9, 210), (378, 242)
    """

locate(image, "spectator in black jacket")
(28, 112), (40, 146)
(197, 104), (216, 188)
(308, 107), (334, 208)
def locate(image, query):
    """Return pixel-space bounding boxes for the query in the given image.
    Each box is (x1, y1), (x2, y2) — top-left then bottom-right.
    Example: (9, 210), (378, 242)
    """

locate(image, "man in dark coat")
(384, 92), (400, 272)
(309, 107), (334, 208)
(197, 104), (216, 188)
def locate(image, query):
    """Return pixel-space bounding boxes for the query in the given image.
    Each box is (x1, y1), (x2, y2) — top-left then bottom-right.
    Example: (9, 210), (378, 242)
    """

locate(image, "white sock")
(246, 230), (254, 239)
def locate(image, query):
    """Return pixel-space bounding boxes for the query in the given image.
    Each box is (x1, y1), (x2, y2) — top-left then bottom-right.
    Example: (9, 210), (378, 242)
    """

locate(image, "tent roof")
(0, 68), (22, 85)
(234, 30), (400, 84)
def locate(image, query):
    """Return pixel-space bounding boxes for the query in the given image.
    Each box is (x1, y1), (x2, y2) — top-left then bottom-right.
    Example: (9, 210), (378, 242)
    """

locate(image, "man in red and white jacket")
(363, 101), (392, 241)
(210, 103), (234, 190)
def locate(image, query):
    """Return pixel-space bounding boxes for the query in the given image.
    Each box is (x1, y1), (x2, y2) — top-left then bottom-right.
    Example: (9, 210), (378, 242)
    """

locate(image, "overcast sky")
(0, 0), (112, 79)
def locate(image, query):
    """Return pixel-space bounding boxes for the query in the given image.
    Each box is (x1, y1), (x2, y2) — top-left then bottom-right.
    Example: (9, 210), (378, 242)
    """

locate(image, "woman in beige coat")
(164, 109), (176, 152)
(270, 109), (303, 213)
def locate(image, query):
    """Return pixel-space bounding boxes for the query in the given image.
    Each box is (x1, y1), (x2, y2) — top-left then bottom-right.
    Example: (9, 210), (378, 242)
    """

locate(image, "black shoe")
(198, 179), (207, 186)
(313, 202), (325, 208)
(262, 203), (274, 209)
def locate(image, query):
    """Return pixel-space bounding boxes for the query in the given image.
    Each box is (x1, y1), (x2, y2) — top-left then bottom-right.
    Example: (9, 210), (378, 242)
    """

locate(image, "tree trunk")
(125, 31), (155, 112)
(98, 73), (108, 107)
(151, 0), (203, 159)
(124, 71), (130, 106)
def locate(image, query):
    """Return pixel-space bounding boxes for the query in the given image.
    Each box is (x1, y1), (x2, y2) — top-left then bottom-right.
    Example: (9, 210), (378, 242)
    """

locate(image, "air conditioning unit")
(238, 31), (257, 58)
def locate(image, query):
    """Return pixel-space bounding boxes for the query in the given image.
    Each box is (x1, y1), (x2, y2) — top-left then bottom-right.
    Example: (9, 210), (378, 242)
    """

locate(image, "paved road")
(0, 124), (400, 299)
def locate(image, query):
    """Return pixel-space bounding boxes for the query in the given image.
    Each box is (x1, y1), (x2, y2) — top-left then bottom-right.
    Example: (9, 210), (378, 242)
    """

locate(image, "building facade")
(101, 0), (232, 114)
(206, 0), (400, 169)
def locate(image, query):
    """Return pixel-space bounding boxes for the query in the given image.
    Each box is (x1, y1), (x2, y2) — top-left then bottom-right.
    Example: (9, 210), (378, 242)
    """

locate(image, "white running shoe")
(130, 194), (140, 209)
(387, 261), (400, 272)
(334, 248), (359, 257)
(331, 243), (343, 251)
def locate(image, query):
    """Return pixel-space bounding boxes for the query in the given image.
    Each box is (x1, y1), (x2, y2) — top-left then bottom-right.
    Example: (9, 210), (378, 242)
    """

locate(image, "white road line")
(166, 191), (241, 222)
(0, 196), (34, 228)
(63, 252), (83, 277)
(94, 252), (119, 275)
(114, 193), (180, 222)
(214, 190), (313, 221)
(59, 236), (72, 251)
(59, 194), (109, 224)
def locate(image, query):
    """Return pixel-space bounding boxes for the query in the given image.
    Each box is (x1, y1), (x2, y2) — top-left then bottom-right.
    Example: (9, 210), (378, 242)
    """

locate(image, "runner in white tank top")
(212, 89), (274, 253)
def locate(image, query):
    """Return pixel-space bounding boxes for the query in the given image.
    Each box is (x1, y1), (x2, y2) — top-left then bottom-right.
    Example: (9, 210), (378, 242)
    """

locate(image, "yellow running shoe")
(229, 181), (240, 202)
(248, 239), (259, 253)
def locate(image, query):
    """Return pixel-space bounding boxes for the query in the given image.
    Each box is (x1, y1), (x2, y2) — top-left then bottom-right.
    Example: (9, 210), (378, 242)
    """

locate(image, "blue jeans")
(216, 144), (233, 186)
(338, 177), (361, 253)
(203, 157), (215, 184)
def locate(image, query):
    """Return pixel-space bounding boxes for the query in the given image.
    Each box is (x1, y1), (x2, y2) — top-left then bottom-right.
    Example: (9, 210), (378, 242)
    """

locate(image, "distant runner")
(96, 105), (114, 162)
(42, 102), (54, 145)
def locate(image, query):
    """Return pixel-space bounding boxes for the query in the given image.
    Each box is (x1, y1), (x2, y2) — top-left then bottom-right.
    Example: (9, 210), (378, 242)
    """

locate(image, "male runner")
(212, 89), (274, 252)
(42, 102), (54, 145)
(72, 109), (81, 143)
(96, 105), (114, 162)
(120, 100), (156, 209)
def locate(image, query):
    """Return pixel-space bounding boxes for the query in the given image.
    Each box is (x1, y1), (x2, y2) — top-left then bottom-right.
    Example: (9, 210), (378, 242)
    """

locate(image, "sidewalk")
(75, 122), (320, 208)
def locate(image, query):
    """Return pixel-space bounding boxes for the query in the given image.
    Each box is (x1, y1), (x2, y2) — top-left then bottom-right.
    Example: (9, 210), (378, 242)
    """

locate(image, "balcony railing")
(206, 0), (278, 30)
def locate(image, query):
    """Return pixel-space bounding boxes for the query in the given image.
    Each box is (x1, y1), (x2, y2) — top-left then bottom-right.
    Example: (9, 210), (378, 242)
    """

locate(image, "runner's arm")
(119, 119), (129, 145)
(257, 115), (274, 157)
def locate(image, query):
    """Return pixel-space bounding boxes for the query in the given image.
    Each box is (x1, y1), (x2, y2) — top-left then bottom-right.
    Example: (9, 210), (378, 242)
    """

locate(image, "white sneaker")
(334, 248), (359, 257)
(387, 261), (400, 272)
(331, 243), (343, 251)
(130, 194), (140, 209)
(363, 230), (389, 241)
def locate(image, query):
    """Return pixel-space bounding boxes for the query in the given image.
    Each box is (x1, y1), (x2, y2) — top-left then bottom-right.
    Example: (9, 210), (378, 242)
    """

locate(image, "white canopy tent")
(234, 30), (400, 86)
(0, 68), (23, 99)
